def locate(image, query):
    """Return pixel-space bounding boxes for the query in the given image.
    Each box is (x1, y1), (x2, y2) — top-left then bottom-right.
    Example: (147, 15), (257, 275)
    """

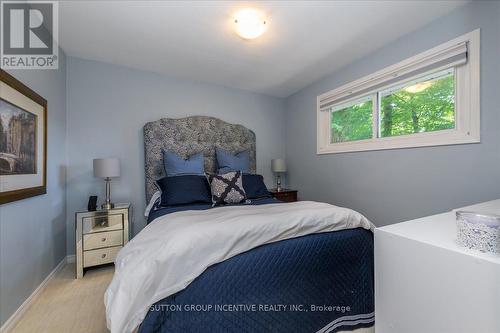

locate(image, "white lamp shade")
(93, 158), (121, 178)
(271, 158), (287, 173)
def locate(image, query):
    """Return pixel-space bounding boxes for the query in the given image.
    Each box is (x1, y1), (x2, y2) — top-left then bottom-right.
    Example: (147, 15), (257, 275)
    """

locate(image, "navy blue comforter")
(140, 201), (374, 333)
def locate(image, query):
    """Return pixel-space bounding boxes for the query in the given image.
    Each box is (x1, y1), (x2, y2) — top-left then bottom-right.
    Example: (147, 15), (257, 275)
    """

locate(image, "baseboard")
(0, 256), (71, 333)
(66, 254), (76, 263)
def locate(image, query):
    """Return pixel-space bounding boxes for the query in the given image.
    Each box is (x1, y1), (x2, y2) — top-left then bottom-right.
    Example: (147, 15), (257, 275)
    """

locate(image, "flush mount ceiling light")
(233, 9), (267, 40)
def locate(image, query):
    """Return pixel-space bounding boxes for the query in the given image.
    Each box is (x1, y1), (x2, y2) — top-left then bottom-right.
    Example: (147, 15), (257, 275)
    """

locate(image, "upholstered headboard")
(143, 116), (256, 202)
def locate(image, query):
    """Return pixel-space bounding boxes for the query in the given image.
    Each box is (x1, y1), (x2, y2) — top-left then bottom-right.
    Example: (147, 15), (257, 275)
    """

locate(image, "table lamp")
(271, 158), (287, 192)
(93, 158), (120, 209)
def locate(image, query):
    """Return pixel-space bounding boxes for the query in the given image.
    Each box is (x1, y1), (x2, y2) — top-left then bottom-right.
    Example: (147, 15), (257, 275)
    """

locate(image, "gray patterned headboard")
(143, 116), (256, 202)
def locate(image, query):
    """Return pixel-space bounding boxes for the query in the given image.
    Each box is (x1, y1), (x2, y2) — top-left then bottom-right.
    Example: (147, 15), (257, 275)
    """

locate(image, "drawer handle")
(101, 254), (106, 258)
(101, 237), (107, 242)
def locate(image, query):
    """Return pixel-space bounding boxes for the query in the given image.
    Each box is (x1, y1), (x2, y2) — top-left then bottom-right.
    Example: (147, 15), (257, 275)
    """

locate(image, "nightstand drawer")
(83, 246), (122, 267)
(83, 230), (123, 251)
(82, 214), (123, 234)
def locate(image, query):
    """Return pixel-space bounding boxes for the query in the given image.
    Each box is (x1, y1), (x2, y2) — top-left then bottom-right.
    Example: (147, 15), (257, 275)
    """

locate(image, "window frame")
(317, 29), (480, 155)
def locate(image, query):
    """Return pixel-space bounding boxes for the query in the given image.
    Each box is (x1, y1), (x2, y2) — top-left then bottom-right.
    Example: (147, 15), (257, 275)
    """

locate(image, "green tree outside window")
(330, 72), (455, 143)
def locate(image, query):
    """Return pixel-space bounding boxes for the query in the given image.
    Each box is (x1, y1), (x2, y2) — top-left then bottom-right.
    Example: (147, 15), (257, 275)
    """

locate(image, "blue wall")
(285, 1), (500, 226)
(65, 57), (286, 253)
(0, 51), (67, 325)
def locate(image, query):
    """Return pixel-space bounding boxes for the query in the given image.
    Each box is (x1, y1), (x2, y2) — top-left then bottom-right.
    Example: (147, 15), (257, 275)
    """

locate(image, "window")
(331, 96), (373, 143)
(379, 69), (455, 138)
(317, 30), (480, 154)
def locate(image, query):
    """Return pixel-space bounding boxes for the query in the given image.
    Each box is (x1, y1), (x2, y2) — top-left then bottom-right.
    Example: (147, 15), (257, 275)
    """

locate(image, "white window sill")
(317, 128), (480, 155)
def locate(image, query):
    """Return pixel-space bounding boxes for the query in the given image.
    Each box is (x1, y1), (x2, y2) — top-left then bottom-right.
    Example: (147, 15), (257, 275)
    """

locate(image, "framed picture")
(0, 69), (47, 204)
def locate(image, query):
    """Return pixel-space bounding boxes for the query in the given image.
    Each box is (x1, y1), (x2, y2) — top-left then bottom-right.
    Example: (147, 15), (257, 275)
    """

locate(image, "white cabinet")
(375, 199), (500, 333)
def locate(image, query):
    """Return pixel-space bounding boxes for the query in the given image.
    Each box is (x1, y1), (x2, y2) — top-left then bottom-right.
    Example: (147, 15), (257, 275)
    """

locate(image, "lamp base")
(102, 177), (114, 210)
(276, 174), (282, 192)
(101, 202), (114, 210)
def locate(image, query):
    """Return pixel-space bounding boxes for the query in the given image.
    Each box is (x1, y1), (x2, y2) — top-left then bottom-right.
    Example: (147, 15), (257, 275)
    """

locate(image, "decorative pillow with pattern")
(206, 171), (246, 206)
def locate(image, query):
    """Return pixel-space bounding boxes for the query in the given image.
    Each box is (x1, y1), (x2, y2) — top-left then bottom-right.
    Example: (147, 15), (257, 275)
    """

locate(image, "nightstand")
(75, 203), (131, 278)
(269, 189), (298, 202)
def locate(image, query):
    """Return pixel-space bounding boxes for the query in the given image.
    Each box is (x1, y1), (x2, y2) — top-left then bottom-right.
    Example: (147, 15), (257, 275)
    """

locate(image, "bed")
(104, 116), (375, 333)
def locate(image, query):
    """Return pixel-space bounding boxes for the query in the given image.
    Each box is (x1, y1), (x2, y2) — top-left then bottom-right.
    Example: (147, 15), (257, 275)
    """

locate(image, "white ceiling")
(59, 1), (468, 97)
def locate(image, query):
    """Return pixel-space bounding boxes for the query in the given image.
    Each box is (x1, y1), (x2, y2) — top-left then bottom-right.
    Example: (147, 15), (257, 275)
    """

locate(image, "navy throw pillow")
(156, 175), (212, 206)
(216, 148), (250, 174)
(243, 174), (271, 199)
(162, 150), (204, 176)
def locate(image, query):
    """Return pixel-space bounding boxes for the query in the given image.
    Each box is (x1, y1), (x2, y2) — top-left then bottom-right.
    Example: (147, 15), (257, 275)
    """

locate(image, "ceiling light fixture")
(233, 9), (267, 40)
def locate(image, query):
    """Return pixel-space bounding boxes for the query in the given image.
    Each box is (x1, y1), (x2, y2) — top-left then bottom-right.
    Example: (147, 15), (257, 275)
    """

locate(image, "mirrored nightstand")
(75, 203), (131, 278)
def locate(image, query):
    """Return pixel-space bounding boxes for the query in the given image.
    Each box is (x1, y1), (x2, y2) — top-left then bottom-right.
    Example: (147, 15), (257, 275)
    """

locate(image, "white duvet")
(104, 201), (374, 333)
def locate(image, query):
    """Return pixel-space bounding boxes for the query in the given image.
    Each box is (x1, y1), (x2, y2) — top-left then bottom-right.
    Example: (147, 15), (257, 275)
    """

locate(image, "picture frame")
(0, 69), (47, 204)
